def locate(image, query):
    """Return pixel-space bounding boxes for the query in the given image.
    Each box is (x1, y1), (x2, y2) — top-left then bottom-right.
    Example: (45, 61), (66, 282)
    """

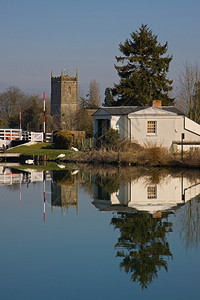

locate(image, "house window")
(147, 121), (157, 134)
(147, 185), (157, 199)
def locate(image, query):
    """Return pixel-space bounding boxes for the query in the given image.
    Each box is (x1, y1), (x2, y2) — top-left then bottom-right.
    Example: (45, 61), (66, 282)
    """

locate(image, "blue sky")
(0, 0), (200, 101)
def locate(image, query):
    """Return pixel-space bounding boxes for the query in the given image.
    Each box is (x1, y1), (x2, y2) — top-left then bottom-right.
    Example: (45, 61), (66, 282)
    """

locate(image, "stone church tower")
(51, 69), (79, 129)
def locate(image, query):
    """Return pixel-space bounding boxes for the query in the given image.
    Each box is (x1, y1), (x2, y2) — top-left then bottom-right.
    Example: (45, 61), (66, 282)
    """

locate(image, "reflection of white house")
(93, 175), (200, 214)
(93, 100), (200, 151)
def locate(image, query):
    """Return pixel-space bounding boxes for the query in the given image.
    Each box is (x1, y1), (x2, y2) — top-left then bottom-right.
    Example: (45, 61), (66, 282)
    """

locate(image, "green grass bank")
(6, 142), (81, 161)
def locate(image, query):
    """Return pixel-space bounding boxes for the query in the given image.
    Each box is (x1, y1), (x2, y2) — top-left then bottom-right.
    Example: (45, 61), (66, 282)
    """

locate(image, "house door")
(102, 119), (110, 135)
(97, 120), (102, 138)
(97, 119), (110, 138)
(106, 119), (110, 130)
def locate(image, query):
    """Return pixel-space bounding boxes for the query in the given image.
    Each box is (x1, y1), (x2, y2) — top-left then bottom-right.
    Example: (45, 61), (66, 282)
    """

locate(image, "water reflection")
(177, 196), (200, 249)
(1, 165), (200, 290)
(93, 171), (200, 215)
(0, 166), (80, 216)
(111, 212), (173, 289)
(91, 167), (200, 288)
(51, 170), (79, 214)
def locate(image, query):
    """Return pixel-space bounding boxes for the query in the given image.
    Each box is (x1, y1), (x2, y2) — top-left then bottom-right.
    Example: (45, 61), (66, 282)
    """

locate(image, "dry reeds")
(183, 148), (200, 167)
(78, 147), (118, 164)
(136, 144), (175, 166)
(71, 140), (200, 169)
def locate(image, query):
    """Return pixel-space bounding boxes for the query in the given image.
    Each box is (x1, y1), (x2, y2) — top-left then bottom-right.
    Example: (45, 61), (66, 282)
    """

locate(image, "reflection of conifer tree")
(111, 213), (173, 289)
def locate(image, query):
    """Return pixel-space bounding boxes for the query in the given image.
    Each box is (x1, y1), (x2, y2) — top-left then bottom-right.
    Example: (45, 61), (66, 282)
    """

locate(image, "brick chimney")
(152, 100), (162, 108)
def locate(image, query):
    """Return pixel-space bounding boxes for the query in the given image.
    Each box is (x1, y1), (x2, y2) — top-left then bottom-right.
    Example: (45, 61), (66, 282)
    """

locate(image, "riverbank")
(5, 141), (200, 168)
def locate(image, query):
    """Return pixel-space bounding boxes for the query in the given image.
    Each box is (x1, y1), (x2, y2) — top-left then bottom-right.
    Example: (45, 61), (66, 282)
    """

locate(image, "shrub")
(53, 130), (73, 149)
(97, 128), (120, 148)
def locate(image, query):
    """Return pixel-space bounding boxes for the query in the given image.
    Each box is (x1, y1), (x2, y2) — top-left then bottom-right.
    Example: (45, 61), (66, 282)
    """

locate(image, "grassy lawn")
(6, 142), (81, 160)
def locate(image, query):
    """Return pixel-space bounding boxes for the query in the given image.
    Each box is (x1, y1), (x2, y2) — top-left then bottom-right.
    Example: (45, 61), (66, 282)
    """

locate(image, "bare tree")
(0, 86), (24, 126)
(176, 63), (200, 122)
(87, 79), (101, 108)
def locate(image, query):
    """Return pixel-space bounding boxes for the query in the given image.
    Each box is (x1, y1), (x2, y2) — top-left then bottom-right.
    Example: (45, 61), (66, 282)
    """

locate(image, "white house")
(93, 100), (200, 151)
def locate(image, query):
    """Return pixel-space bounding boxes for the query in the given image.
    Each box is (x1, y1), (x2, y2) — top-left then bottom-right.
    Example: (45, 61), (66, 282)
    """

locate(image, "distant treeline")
(0, 86), (59, 132)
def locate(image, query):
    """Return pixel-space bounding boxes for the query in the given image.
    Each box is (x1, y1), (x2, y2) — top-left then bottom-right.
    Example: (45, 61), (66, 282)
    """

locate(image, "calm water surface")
(0, 166), (200, 300)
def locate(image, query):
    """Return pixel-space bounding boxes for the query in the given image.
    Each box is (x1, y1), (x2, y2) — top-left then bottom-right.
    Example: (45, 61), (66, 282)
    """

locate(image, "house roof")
(161, 107), (184, 115)
(94, 106), (184, 116)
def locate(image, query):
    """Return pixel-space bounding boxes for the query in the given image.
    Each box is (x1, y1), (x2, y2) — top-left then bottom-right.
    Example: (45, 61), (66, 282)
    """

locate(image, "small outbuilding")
(93, 100), (200, 151)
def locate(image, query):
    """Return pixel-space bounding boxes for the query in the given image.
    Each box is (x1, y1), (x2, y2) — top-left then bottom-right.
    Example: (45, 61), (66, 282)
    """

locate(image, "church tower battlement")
(51, 69), (78, 129)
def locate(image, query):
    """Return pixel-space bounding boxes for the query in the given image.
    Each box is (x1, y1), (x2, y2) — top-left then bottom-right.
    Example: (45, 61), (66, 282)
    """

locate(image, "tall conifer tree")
(103, 87), (115, 106)
(113, 24), (173, 106)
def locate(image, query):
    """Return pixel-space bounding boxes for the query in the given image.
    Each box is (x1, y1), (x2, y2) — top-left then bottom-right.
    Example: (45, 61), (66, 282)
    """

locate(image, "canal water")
(0, 165), (200, 300)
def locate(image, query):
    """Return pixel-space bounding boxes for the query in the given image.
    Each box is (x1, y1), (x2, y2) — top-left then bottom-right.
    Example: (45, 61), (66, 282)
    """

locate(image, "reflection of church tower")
(51, 69), (79, 129)
(51, 171), (78, 214)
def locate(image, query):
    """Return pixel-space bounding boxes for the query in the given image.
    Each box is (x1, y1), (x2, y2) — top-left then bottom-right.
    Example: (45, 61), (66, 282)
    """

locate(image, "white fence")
(0, 129), (22, 141)
(30, 132), (44, 142)
(22, 131), (53, 142)
(0, 129), (53, 148)
(45, 132), (53, 142)
(21, 131), (44, 142)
